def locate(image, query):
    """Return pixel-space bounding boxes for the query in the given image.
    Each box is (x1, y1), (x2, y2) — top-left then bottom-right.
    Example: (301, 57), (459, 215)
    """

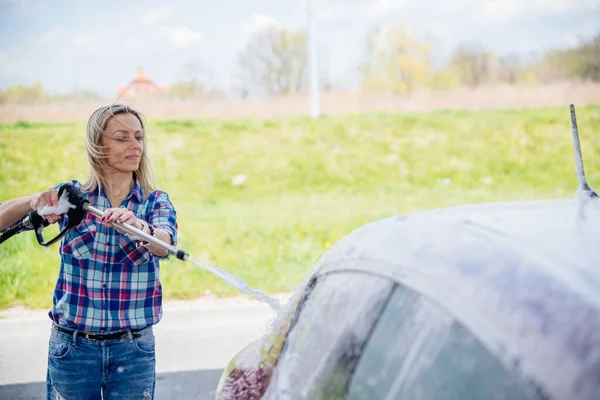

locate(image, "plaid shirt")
(45, 179), (178, 333)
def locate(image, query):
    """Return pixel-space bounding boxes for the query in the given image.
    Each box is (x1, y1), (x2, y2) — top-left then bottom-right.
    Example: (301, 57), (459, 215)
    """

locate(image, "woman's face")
(101, 112), (144, 173)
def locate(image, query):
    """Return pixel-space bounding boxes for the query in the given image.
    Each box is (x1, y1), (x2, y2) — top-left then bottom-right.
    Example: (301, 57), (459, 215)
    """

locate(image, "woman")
(0, 104), (178, 399)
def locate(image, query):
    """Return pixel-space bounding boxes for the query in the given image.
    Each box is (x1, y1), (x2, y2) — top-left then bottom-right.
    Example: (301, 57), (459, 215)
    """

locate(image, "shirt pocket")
(119, 235), (152, 265)
(62, 221), (97, 260)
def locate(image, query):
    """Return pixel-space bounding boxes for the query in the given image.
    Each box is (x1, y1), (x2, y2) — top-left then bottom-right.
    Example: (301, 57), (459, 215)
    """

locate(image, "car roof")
(312, 197), (600, 400)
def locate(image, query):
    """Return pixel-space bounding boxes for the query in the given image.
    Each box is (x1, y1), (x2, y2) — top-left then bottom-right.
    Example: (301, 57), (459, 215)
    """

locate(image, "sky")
(0, 0), (599, 98)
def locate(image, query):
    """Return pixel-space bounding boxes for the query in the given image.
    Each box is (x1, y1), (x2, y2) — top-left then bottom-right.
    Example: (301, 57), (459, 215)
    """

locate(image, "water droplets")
(188, 257), (283, 315)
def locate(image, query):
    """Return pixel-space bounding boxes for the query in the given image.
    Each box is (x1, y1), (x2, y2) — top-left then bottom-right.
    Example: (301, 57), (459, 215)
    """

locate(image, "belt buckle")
(85, 333), (93, 340)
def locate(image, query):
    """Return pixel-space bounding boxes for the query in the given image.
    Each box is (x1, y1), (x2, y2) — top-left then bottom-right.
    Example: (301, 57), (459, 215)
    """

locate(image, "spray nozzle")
(25, 183), (89, 247)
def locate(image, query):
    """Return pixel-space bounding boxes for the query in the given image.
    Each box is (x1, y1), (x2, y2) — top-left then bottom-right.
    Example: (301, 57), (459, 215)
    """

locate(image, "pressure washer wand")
(55, 183), (190, 261)
(0, 183), (190, 261)
(83, 203), (189, 261)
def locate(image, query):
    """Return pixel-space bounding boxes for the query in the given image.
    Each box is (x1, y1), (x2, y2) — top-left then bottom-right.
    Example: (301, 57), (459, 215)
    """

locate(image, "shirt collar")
(130, 175), (144, 203)
(98, 175), (144, 204)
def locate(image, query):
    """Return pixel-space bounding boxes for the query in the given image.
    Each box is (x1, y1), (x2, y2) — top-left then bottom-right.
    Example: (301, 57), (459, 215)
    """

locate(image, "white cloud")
(316, 6), (342, 20)
(26, 27), (64, 46)
(235, 13), (282, 45)
(69, 32), (95, 47)
(371, 0), (394, 14)
(480, 0), (600, 22)
(122, 36), (143, 48)
(371, 0), (600, 22)
(141, 6), (174, 24)
(169, 26), (203, 48)
(22, 21), (205, 62)
(252, 13), (280, 29)
(294, 0), (351, 21)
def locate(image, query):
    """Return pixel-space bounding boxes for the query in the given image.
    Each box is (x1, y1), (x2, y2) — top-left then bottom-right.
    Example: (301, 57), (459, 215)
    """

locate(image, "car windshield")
(347, 284), (548, 400)
(262, 271), (395, 399)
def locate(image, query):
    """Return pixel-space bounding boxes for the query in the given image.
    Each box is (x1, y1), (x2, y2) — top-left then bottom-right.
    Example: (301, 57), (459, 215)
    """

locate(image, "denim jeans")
(45, 324), (156, 400)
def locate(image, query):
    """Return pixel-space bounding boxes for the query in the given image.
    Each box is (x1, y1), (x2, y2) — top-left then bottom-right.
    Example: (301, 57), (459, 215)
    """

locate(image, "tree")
(497, 54), (523, 84)
(0, 82), (107, 104)
(0, 81), (48, 104)
(429, 68), (460, 90)
(359, 25), (433, 95)
(525, 34), (600, 84)
(237, 26), (307, 96)
(576, 34), (600, 82)
(534, 48), (579, 82)
(450, 45), (498, 87)
(166, 60), (223, 100)
(167, 81), (223, 100)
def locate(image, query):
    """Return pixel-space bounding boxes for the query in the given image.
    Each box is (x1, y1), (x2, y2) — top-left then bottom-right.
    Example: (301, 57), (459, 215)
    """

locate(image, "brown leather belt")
(52, 323), (143, 340)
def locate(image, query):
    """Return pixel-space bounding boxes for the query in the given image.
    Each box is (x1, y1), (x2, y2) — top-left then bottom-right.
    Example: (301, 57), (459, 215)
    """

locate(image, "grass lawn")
(1, 105), (598, 309)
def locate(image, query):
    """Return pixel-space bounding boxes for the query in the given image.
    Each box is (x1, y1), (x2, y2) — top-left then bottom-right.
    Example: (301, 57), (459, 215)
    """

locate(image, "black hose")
(0, 217), (30, 244)
(0, 212), (50, 245)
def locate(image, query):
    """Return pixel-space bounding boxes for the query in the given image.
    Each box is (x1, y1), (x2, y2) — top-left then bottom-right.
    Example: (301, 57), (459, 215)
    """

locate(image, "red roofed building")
(116, 67), (168, 101)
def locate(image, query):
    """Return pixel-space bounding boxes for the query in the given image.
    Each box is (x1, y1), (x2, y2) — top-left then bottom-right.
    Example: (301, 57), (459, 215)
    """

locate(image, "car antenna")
(569, 104), (598, 200)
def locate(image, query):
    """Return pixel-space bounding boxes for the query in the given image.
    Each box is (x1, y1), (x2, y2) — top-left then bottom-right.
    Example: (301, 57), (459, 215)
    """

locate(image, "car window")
(262, 271), (395, 399)
(347, 284), (547, 400)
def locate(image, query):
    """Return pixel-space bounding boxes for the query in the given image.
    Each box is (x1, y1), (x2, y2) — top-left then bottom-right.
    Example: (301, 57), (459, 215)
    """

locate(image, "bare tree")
(579, 34), (600, 82)
(238, 26), (308, 96)
(532, 35), (600, 83)
(451, 45), (498, 87)
(497, 53), (525, 84)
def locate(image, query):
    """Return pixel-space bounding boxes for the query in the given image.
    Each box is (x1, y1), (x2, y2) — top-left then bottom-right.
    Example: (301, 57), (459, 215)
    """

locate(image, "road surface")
(0, 294), (289, 399)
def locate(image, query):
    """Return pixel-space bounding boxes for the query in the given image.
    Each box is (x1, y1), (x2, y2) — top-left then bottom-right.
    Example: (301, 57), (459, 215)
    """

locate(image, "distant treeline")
(0, 83), (106, 105)
(357, 27), (599, 95)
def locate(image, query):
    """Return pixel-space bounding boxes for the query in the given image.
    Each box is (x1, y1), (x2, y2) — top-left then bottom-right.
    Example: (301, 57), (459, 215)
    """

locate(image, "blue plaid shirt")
(46, 179), (178, 333)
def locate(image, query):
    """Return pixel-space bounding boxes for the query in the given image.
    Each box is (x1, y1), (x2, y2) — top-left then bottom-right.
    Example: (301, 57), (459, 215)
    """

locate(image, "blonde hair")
(82, 103), (155, 200)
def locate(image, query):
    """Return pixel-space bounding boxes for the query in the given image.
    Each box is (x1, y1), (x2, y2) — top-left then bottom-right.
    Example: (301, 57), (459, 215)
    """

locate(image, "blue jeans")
(45, 324), (156, 399)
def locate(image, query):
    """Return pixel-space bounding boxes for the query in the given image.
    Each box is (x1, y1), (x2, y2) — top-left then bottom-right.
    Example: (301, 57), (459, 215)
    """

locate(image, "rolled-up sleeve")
(149, 191), (178, 259)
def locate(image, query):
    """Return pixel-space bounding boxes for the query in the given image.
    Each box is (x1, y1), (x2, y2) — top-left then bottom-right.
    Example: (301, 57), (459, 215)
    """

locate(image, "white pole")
(307, 0), (321, 119)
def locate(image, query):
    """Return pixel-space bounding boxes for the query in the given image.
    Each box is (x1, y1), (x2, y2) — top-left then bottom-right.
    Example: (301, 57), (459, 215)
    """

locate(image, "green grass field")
(1, 106), (599, 310)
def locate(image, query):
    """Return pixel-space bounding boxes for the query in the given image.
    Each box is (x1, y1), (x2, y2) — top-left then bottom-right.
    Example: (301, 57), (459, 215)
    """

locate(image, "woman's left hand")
(102, 207), (144, 233)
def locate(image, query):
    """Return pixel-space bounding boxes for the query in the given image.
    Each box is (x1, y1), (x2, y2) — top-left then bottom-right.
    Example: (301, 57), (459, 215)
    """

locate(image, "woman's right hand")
(30, 189), (62, 223)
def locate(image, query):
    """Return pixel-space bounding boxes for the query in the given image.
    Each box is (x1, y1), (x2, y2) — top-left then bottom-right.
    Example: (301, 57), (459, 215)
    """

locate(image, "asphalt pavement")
(0, 294), (288, 399)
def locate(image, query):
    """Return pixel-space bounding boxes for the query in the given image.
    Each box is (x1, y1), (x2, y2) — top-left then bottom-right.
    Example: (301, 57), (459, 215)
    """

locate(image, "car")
(213, 105), (600, 400)
(213, 194), (600, 400)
